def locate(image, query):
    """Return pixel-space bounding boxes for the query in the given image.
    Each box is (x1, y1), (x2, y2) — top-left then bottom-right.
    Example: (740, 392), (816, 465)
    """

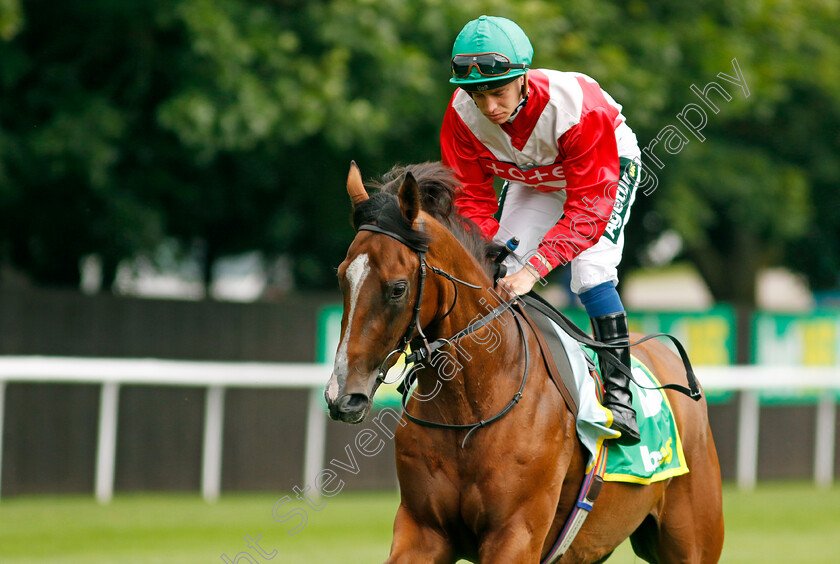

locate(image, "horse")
(324, 161), (724, 563)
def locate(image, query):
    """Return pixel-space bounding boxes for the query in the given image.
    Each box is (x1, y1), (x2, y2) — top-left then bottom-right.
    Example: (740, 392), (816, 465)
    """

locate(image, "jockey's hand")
(498, 264), (542, 297)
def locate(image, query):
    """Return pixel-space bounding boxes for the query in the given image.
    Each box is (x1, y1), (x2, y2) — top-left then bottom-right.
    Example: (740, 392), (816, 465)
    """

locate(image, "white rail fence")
(0, 357), (837, 503)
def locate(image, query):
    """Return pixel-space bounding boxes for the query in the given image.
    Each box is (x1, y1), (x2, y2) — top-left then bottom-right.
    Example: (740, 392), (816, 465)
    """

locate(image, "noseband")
(356, 222), (530, 447)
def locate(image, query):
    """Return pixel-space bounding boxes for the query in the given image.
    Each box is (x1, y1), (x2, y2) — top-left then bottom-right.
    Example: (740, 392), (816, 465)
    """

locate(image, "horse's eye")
(390, 282), (408, 299)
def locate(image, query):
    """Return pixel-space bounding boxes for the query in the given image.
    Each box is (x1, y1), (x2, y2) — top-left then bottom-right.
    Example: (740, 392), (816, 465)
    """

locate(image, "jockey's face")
(469, 76), (525, 125)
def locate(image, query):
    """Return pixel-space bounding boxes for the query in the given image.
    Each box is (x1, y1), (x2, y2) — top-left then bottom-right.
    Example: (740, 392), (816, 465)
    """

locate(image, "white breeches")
(493, 157), (641, 295)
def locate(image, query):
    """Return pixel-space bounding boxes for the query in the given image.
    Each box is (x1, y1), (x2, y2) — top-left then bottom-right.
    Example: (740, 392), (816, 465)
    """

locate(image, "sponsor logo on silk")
(480, 159), (567, 188)
(603, 160), (638, 243)
(603, 180), (630, 242)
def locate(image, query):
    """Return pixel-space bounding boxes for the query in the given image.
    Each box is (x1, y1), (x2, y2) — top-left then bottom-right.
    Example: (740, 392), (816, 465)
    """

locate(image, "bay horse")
(324, 162), (724, 563)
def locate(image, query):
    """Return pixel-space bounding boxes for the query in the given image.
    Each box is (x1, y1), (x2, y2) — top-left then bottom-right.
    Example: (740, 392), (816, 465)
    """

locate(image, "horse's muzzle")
(327, 393), (370, 424)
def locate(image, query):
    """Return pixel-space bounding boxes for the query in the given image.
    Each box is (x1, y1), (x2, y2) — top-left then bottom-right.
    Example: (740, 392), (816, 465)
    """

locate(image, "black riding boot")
(592, 312), (640, 444)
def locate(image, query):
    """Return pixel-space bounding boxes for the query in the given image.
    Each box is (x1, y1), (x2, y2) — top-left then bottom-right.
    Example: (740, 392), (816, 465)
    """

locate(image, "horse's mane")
(352, 162), (501, 278)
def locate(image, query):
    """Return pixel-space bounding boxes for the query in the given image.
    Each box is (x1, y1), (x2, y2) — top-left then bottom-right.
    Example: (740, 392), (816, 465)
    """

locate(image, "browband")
(358, 223), (429, 253)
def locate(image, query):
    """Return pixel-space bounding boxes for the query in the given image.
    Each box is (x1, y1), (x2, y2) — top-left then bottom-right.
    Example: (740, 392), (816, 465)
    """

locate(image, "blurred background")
(0, 0), (839, 562)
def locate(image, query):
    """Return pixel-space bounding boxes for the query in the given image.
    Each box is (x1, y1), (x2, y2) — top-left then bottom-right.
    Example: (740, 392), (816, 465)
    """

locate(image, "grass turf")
(1, 482), (838, 563)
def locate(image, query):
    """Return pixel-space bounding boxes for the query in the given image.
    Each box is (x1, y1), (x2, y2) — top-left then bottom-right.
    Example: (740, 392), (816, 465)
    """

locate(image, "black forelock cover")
(348, 162), (501, 278)
(352, 192), (431, 250)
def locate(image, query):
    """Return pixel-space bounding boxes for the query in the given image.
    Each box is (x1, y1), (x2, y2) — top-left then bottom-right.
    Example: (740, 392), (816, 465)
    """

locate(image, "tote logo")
(480, 159), (567, 188)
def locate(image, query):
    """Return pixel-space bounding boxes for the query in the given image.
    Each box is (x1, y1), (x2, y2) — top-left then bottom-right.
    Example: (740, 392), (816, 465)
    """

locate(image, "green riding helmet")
(450, 15), (533, 92)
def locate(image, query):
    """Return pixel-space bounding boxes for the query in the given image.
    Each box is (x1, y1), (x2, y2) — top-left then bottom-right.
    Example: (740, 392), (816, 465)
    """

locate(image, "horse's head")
(325, 162), (430, 423)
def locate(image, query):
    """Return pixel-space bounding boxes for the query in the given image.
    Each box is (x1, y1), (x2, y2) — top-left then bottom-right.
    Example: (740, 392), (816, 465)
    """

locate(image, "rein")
(523, 292), (701, 400)
(359, 223), (483, 379)
(401, 312), (529, 449)
(358, 222), (529, 447)
(356, 219), (700, 451)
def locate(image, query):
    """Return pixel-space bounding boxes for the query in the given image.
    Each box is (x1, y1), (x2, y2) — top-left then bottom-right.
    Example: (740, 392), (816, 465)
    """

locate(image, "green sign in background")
(318, 304), (737, 365)
(752, 312), (840, 403)
(318, 304), (840, 406)
(317, 303), (738, 406)
(317, 305), (404, 408)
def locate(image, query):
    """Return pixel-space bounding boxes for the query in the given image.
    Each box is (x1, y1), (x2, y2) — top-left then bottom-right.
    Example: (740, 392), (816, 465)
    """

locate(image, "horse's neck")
(414, 225), (524, 412)
(422, 220), (498, 341)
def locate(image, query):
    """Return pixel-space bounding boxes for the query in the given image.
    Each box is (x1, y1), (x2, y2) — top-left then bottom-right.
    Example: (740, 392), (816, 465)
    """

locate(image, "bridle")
(353, 218), (701, 448)
(356, 222), (531, 447)
(357, 222), (435, 374)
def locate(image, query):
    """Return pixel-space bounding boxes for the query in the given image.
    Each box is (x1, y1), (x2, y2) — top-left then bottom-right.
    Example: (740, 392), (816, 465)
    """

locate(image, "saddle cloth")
(520, 297), (689, 484)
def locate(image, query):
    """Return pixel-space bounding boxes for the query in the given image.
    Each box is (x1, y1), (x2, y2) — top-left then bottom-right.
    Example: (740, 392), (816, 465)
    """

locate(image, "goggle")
(451, 52), (529, 79)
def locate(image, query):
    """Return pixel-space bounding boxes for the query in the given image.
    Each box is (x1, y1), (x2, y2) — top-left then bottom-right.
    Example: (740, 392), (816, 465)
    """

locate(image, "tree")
(1, 0), (838, 305)
(557, 0), (839, 307)
(0, 1), (181, 285)
(0, 0), (471, 289)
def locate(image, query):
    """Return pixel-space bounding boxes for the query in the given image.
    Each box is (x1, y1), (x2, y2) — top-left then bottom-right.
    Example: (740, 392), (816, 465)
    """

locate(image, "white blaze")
(327, 253), (370, 401)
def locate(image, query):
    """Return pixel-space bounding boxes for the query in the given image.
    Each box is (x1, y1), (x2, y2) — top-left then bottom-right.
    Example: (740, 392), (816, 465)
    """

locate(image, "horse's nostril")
(338, 393), (369, 413)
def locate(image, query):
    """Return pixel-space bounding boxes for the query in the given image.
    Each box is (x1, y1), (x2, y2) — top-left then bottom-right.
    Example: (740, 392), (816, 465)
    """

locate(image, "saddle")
(517, 293), (693, 563)
(515, 292), (589, 418)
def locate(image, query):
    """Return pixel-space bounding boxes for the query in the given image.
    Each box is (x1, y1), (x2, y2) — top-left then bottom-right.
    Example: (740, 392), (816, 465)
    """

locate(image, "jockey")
(441, 15), (642, 443)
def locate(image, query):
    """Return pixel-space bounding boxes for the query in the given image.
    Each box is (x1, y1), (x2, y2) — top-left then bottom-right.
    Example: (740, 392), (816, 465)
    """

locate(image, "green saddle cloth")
(583, 347), (689, 484)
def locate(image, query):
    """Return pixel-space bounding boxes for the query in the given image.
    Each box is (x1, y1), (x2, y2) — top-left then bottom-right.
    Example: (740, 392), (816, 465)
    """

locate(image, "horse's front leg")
(477, 506), (555, 564)
(385, 503), (454, 564)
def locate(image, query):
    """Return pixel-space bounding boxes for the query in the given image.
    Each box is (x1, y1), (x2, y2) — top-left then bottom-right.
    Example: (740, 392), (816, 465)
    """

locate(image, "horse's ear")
(398, 172), (421, 224)
(347, 161), (369, 206)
